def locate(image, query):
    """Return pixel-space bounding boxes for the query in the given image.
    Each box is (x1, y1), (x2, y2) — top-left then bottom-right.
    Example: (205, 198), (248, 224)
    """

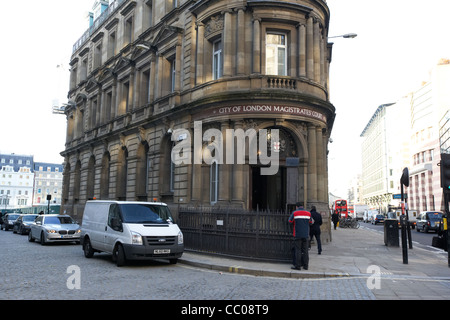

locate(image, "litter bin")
(384, 219), (399, 247)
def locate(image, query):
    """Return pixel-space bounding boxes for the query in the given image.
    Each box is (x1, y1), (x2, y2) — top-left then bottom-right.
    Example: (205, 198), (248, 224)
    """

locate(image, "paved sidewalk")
(179, 225), (450, 299)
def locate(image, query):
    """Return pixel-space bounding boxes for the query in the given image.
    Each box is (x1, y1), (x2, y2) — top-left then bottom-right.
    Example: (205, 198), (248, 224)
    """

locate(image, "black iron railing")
(178, 206), (294, 262)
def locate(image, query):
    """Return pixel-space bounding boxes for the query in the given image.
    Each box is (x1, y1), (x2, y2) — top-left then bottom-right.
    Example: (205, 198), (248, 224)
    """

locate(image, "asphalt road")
(361, 221), (441, 248)
(0, 228), (377, 302)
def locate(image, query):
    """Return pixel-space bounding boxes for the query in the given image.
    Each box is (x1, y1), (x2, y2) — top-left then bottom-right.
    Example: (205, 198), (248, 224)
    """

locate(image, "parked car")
(371, 214), (385, 225)
(13, 214), (38, 235)
(416, 211), (443, 233)
(1, 213), (21, 231)
(28, 214), (81, 245)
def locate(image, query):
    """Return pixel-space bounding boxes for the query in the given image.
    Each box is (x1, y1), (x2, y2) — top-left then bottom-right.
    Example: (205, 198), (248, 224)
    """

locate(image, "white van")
(80, 200), (184, 266)
(363, 210), (378, 223)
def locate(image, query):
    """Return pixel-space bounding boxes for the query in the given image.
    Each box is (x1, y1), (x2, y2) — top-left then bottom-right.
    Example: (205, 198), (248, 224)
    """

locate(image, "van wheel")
(113, 244), (126, 267)
(83, 238), (94, 258)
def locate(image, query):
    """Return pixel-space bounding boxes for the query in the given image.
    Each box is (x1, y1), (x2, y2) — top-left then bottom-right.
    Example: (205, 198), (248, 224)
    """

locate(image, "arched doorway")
(250, 127), (300, 211)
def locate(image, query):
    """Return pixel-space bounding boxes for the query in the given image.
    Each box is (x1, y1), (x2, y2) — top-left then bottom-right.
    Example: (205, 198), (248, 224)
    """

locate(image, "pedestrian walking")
(309, 206), (322, 254)
(289, 202), (312, 270)
(331, 211), (339, 230)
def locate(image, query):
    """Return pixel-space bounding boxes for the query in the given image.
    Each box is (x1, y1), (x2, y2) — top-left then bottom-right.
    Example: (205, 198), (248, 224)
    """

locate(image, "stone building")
(33, 162), (64, 206)
(62, 0), (335, 240)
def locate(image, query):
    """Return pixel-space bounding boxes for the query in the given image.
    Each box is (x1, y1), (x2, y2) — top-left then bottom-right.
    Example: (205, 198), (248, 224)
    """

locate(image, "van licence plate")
(154, 249), (170, 254)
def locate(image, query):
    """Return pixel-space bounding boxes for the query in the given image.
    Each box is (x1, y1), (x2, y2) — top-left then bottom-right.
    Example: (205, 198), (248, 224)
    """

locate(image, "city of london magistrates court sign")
(195, 104), (327, 123)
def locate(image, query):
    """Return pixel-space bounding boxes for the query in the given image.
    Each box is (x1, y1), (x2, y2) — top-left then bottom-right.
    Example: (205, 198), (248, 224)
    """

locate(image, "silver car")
(28, 214), (81, 245)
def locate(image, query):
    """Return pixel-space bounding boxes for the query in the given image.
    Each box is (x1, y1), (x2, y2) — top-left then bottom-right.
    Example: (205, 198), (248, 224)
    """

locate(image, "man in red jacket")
(289, 202), (312, 270)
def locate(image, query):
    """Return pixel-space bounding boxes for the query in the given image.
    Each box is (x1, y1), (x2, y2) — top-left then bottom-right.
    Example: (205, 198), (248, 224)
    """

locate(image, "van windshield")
(120, 204), (173, 224)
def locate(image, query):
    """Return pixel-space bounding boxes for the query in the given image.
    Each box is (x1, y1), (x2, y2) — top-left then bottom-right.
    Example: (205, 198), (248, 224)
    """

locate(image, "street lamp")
(329, 33), (358, 39)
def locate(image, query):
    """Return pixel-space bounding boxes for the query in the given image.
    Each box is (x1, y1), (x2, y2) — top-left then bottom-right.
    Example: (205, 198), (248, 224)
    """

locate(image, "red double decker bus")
(333, 199), (348, 218)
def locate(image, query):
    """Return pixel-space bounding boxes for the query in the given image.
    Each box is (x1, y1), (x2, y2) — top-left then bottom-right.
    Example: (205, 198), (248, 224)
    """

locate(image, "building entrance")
(251, 166), (287, 211)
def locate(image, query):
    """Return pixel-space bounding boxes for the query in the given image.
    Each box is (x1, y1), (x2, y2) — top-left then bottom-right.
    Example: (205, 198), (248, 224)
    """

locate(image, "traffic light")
(440, 153), (450, 193)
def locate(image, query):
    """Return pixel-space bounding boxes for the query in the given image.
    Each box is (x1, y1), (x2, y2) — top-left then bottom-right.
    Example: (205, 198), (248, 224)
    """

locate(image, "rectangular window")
(79, 59), (86, 82)
(266, 33), (287, 76)
(171, 60), (176, 93)
(123, 81), (130, 112)
(213, 40), (223, 80)
(125, 17), (133, 46)
(94, 43), (102, 69)
(108, 31), (116, 59)
(142, 69), (151, 104)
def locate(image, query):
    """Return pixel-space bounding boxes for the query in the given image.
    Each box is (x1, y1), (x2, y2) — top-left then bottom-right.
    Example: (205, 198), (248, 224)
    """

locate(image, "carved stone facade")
(62, 0), (335, 241)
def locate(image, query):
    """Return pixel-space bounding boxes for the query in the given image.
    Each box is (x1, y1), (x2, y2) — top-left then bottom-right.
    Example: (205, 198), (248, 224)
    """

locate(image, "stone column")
(286, 158), (300, 205)
(313, 18), (321, 83)
(307, 125), (317, 203)
(232, 121), (244, 203)
(322, 132), (329, 202)
(236, 8), (246, 75)
(195, 22), (205, 85)
(252, 17), (261, 74)
(218, 121), (230, 202)
(306, 16), (314, 80)
(223, 10), (233, 77)
(316, 127), (324, 202)
(298, 23), (306, 77)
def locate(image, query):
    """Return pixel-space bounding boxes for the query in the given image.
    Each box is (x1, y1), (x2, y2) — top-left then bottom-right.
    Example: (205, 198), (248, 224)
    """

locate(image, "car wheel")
(169, 258), (178, 264)
(113, 244), (126, 267)
(28, 231), (35, 242)
(83, 238), (94, 258)
(40, 232), (47, 245)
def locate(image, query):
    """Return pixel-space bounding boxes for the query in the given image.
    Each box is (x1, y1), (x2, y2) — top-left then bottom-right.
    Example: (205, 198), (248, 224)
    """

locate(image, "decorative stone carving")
(204, 15), (223, 39)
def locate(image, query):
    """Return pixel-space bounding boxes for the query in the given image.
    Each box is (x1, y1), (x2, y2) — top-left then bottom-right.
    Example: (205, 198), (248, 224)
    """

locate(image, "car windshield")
(376, 215), (384, 218)
(44, 216), (76, 225)
(8, 215), (20, 220)
(120, 204), (173, 224)
(23, 215), (37, 222)
(427, 212), (442, 220)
